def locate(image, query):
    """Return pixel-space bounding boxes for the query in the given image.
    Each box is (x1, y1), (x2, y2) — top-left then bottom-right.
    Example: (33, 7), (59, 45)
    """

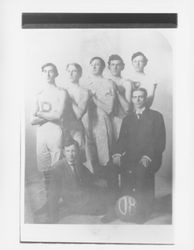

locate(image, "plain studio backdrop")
(24, 29), (173, 197)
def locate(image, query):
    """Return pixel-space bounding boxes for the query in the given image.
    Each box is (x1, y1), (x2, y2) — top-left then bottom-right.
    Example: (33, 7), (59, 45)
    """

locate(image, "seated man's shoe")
(100, 208), (117, 223)
(34, 203), (48, 215)
(133, 214), (146, 224)
(134, 206), (152, 224)
(133, 209), (151, 224)
(44, 215), (59, 224)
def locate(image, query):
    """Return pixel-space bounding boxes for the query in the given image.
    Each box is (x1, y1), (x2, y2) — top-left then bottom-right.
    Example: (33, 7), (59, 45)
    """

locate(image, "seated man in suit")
(46, 137), (116, 223)
(112, 87), (166, 223)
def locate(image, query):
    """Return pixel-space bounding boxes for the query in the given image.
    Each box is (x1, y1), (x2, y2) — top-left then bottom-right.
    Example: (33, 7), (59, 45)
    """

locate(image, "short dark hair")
(132, 87), (148, 98)
(108, 54), (125, 67)
(63, 137), (79, 150)
(41, 63), (59, 77)
(66, 63), (83, 77)
(131, 52), (148, 65)
(89, 57), (106, 71)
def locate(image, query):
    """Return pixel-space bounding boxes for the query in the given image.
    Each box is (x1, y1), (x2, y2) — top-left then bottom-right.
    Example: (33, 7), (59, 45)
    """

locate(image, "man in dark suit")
(113, 87), (166, 222)
(46, 138), (116, 223)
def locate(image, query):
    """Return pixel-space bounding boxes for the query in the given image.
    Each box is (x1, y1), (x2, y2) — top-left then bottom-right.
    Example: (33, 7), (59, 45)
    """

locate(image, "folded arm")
(37, 90), (67, 121)
(31, 97), (47, 125)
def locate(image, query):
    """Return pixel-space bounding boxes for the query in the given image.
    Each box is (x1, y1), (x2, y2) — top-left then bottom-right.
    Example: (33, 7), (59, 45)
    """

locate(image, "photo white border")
(1, 0), (194, 249)
(20, 27), (174, 244)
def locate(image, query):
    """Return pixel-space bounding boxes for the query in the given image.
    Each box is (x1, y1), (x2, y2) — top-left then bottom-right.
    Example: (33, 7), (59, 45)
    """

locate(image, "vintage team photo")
(23, 29), (173, 226)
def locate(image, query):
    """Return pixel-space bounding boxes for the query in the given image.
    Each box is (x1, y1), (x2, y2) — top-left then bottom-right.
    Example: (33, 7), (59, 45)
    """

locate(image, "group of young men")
(31, 52), (166, 223)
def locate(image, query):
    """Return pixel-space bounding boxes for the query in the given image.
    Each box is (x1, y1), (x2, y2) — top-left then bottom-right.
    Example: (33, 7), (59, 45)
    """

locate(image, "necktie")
(137, 113), (141, 119)
(72, 164), (81, 182)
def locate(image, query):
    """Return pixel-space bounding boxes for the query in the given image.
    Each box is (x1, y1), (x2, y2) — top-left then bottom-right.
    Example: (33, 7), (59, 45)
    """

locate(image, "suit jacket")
(116, 108), (166, 173)
(47, 158), (116, 218)
(48, 158), (95, 204)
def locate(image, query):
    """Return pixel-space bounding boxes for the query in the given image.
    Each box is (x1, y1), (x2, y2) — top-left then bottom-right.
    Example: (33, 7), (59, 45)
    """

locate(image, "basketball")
(115, 195), (137, 221)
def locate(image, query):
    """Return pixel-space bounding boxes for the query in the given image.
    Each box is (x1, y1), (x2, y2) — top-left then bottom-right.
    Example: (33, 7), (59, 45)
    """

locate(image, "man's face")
(42, 65), (56, 83)
(132, 90), (146, 109)
(109, 60), (123, 77)
(67, 65), (81, 83)
(90, 59), (104, 76)
(132, 55), (146, 73)
(63, 144), (78, 165)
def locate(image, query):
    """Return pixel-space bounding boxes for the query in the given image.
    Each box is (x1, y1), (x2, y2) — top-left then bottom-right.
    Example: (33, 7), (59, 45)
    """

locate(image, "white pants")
(36, 122), (62, 171)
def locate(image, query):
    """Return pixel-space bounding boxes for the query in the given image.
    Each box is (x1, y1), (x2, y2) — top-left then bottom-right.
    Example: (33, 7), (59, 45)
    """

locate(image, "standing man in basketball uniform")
(31, 63), (67, 214)
(63, 63), (89, 163)
(108, 54), (132, 141)
(113, 88), (166, 222)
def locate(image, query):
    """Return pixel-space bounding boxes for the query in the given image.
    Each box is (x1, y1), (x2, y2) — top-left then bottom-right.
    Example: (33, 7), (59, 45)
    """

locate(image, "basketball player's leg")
(34, 130), (52, 217)
(48, 125), (63, 166)
(34, 126), (62, 218)
(36, 128), (51, 172)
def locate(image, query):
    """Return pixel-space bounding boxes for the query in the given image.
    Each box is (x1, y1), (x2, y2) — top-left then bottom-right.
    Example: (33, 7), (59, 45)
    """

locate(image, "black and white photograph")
(20, 25), (174, 243)
(1, 0), (194, 248)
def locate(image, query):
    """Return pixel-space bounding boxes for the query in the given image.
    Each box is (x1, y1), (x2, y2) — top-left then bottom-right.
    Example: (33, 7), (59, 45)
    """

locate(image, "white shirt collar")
(66, 160), (76, 171)
(135, 107), (146, 115)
